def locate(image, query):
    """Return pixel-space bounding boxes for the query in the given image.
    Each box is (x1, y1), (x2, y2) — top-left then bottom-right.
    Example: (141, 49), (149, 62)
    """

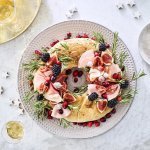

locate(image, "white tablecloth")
(0, 0), (150, 149)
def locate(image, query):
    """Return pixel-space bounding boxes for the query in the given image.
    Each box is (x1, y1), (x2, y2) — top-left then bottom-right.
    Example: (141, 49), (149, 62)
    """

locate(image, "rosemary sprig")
(118, 51), (128, 68)
(93, 32), (105, 43)
(59, 118), (71, 128)
(68, 105), (80, 111)
(23, 60), (43, 72)
(132, 70), (146, 80)
(59, 56), (73, 63)
(112, 32), (118, 63)
(120, 89), (137, 104)
(60, 43), (69, 50)
(23, 91), (36, 102)
(51, 48), (61, 54)
(73, 85), (87, 95)
(27, 74), (34, 80)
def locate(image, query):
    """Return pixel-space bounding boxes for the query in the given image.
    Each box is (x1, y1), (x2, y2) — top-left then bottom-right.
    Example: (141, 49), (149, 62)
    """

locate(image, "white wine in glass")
(0, 0), (15, 23)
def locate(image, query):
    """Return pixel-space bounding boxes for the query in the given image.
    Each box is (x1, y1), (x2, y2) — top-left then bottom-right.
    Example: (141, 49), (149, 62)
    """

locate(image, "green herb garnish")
(93, 32), (105, 43)
(60, 43), (69, 50)
(59, 118), (71, 128)
(23, 91), (35, 102)
(132, 70), (146, 80)
(73, 85), (88, 95)
(27, 74), (34, 80)
(59, 56), (73, 63)
(112, 32), (118, 63)
(118, 51), (128, 68)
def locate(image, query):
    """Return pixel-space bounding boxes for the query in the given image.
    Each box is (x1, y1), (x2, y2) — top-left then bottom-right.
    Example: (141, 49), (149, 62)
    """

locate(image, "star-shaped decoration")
(2, 72), (10, 79)
(116, 2), (124, 9)
(18, 108), (25, 115)
(66, 12), (73, 19)
(10, 99), (22, 107)
(133, 11), (141, 19)
(127, 0), (136, 7)
(69, 5), (78, 13)
(0, 86), (4, 95)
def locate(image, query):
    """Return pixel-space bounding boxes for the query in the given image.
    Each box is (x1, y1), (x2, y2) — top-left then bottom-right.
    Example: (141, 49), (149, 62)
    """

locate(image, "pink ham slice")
(51, 104), (71, 119)
(78, 50), (95, 68)
(87, 84), (106, 97)
(106, 84), (120, 100)
(108, 63), (121, 77)
(33, 68), (52, 92)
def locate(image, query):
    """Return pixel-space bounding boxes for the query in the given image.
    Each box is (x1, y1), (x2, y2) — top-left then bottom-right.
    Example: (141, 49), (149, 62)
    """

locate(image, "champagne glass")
(0, 0), (16, 25)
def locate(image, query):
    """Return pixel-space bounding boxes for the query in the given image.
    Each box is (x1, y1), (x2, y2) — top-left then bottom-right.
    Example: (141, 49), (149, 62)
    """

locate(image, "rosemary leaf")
(93, 32), (105, 43)
(23, 91), (35, 102)
(118, 51), (128, 68)
(59, 56), (73, 63)
(27, 74), (34, 80)
(112, 32), (118, 63)
(60, 43), (69, 50)
(132, 70), (146, 80)
(51, 48), (61, 54)
(59, 118), (71, 128)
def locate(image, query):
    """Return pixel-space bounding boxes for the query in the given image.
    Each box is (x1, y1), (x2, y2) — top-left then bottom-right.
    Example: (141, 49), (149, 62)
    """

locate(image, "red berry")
(106, 113), (111, 118)
(35, 50), (42, 55)
(117, 73), (122, 80)
(87, 121), (93, 127)
(82, 33), (89, 38)
(102, 81), (110, 87)
(47, 115), (53, 119)
(106, 44), (110, 48)
(111, 108), (116, 114)
(58, 109), (63, 114)
(102, 93), (107, 99)
(78, 71), (83, 77)
(67, 32), (72, 38)
(45, 76), (50, 82)
(73, 122), (77, 125)
(45, 81), (49, 86)
(76, 34), (82, 38)
(112, 73), (118, 79)
(50, 40), (59, 47)
(64, 37), (68, 40)
(56, 61), (61, 66)
(94, 52), (100, 57)
(51, 76), (56, 82)
(73, 70), (78, 77)
(117, 96), (122, 102)
(100, 117), (106, 122)
(94, 121), (100, 127)
(83, 122), (88, 127)
(74, 78), (78, 83)
(62, 101), (68, 109)
(91, 37), (96, 40)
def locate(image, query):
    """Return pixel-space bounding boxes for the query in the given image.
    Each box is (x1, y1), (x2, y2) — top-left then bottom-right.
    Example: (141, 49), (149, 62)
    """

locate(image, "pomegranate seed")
(73, 70), (78, 77)
(35, 50), (42, 55)
(117, 96), (122, 101)
(117, 73), (122, 80)
(66, 69), (72, 75)
(106, 113), (111, 118)
(45, 81), (49, 86)
(45, 76), (50, 82)
(87, 121), (93, 127)
(78, 123), (83, 126)
(102, 93), (107, 99)
(47, 110), (52, 116)
(106, 44), (110, 48)
(91, 37), (96, 40)
(102, 81), (110, 87)
(112, 73), (118, 79)
(82, 33), (89, 38)
(111, 108), (116, 114)
(50, 40), (59, 47)
(73, 122), (77, 125)
(74, 78), (78, 83)
(56, 61), (61, 66)
(100, 117), (106, 122)
(94, 121), (100, 127)
(67, 32), (72, 38)
(76, 34), (82, 38)
(83, 122), (88, 127)
(94, 52), (100, 57)
(58, 109), (63, 114)
(47, 115), (53, 119)
(64, 37), (68, 40)
(78, 71), (83, 77)
(62, 101), (68, 109)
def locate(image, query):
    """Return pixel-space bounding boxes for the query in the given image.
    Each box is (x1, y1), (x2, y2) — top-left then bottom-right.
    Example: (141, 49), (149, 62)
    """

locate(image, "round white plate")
(18, 20), (136, 138)
(139, 23), (150, 65)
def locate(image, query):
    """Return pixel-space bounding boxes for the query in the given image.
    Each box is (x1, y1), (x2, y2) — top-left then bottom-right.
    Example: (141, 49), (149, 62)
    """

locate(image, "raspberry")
(35, 50), (42, 55)
(83, 122), (88, 127)
(117, 96), (122, 101)
(76, 34), (82, 38)
(82, 33), (89, 38)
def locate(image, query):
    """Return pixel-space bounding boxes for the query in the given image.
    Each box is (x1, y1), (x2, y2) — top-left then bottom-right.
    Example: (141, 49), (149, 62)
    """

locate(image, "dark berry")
(94, 121), (100, 127)
(102, 93), (107, 99)
(45, 81), (49, 86)
(47, 115), (53, 119)
(67, 32), (72, 38)
(76, 34), (82, 38)
(78, 71), (83, 77)
(74, 78), (78, 83)
(62, 101), (68, 109)
(102, 81), (110, 87)
(83, 122), (88, 127)
(52, 64), (61, 77)
(73, 70), (78, 77)
(100, 117), (106, 122)
(73, 122), (77, 125)
(107, 99), (118, 108)
(99, 43), (107, 51)
(74, 88), (79, 93)
(82, 33), (89, 38)
(121, 66), (125, 71)
(105, 113), (111, 118)
(37, 94), (44, 101)
(88, 92), (98, 101)
(51, 76), (56, 82)
(120, 80), (129, 89)
(41, 53), (50, 62)
(66, 69), (72, 75)
(58, 109), (63, 114)
(111, 108), (116, 114)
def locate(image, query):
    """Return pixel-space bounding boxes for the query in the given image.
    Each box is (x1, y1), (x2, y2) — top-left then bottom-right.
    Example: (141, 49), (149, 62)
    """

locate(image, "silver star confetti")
(66, 12), (73, 19)
(0, 86), (4, 95)
(69, 5), (78, 13)
(18, 108), (25, 115)
(2, 72), (10, 79)
(116, 2), (124, 9)
(133, 11), (141, 19)
(127, 0), (136, 7)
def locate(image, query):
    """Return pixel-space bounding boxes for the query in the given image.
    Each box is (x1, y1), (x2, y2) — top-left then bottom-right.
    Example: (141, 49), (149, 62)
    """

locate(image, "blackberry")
(41, 53), (50, 62)
(52, 64), (61, 77)
(37, 94), (44, 101)
(107, 99), (118, 108)
(88, 92), (98, 101)
(120, 80), (129, 89)
(99, 43), (106, 51)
